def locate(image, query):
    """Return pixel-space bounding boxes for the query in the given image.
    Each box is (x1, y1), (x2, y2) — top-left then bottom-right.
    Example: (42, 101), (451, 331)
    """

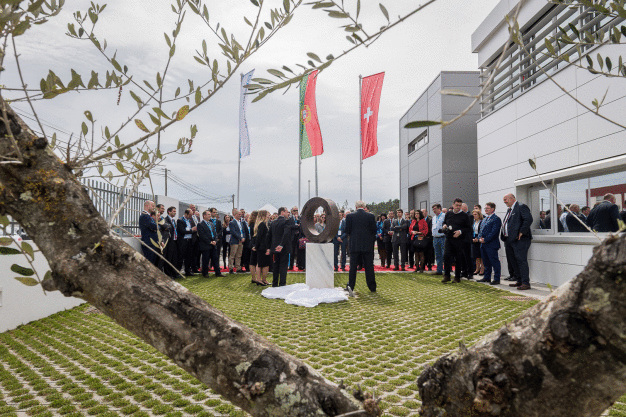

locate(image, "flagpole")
(359, 74), (363, 201)
(237, 73), (243, 210)
(298, 118), (301, 208)
(315, 156), (319, 197)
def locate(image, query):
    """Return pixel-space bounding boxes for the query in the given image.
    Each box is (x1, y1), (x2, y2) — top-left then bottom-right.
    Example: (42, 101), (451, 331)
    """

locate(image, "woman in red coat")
(411, 210), (430, 272)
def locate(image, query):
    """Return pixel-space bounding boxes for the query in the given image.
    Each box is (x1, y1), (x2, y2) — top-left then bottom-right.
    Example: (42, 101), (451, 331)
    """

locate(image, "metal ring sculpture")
(300, 197), (340, 243)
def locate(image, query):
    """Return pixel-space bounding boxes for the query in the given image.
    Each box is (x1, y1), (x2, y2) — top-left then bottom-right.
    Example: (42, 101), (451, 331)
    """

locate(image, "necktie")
(172, 218), (178, 240)
(503, 208), (512, 236)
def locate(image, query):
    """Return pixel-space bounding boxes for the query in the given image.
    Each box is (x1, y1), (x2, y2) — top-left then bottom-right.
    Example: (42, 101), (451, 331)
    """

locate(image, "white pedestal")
(305, 242), (334, 289)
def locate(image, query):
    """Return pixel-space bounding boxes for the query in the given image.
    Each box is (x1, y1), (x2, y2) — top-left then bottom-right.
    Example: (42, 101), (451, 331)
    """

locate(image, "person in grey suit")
(501, 193), (533, 290)
(391, 209), (409, 271)
(345, 200), (377, 292)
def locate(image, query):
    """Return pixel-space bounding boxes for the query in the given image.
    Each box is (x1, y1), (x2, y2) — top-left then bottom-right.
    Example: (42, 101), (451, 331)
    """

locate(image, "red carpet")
(205, 266), (439, 273)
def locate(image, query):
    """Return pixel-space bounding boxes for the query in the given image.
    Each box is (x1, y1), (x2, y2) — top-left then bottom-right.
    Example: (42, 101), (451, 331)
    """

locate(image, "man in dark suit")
(289, 206), (300, 270)
(268, 207), (296, 287)
(333, 212), (347, 271)
(391, 209), (409, 271)
(163, 206), (180, 278)
(477, 202), (502, 285)
(209, 208), (223, 272)
(345, 200), (377, 292)
(177, 209), (197, 276)
(382, 210), (394, 268)
(565, 204), (588, 233)
(188, 204), (200, 273)
(198, 210), (223, 277)
(139, 200), (158, 265)
(501, 193), (533, 290)
(586, 193), (620, 232)
(441, 199), (472, 283)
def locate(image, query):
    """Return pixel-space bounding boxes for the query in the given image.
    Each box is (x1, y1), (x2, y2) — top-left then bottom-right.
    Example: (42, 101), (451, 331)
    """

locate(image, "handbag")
(298, 237), (309, 250)
(412, 237), (428, 250)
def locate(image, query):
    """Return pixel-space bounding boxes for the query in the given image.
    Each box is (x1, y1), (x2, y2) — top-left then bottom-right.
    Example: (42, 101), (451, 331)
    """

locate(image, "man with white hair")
(344, 200), (377, 293)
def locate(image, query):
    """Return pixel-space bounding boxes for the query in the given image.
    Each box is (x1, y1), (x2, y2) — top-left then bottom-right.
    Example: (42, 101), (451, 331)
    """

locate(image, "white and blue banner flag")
(239, 69), (255, 158)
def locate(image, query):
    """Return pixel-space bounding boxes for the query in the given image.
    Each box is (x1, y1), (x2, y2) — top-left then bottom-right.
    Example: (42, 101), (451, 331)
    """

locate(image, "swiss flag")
(361, 72), (385, 160)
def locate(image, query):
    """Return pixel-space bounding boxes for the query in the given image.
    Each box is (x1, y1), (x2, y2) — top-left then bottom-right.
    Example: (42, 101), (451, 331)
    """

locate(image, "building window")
(408, 130), (428, 155)
(525, 169), (625, 234)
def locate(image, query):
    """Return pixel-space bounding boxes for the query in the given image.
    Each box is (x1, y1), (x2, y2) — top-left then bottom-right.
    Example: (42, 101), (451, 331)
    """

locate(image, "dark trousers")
(392, 241), (407, 268)
(444, 238), (465, 279)
(333, 239), (347, 268)
(222, 241), (230, 267)
(347, 251), (376, 292)
(408, 242), (415, 268)
(141, 241), (158, 265)
(509, 238), (531, 285)
(376, 238), (386, 266)
(210, 243), (222, 271)
(424, 239), (434, 268)
(297, 246), (306, 270)
(462, 241), (472, 277)
(163, 240), (180, 278)
(191, 239), (200, 270)
(178, 238), (194, 274)
(242, 244), (251, 271)
(480, 245), (501, 282)
(201, 245), (220, 276)
(503, 238), (518, 280)
(384, 240), (393, 267)
(272, 251), (290, 287)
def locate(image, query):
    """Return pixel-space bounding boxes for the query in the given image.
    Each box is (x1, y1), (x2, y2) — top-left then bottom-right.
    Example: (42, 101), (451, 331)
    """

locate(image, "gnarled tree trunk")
(0, 103), (371, 416)
(418, 234), (626, 416)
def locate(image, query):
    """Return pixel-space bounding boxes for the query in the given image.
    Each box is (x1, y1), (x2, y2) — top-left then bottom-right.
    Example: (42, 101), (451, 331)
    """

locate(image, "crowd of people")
(538, 193), (626, 233)
(138, 192), (624, 293)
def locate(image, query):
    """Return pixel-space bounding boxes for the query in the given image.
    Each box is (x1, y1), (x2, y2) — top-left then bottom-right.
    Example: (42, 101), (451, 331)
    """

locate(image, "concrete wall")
(0, 241), (84, 333)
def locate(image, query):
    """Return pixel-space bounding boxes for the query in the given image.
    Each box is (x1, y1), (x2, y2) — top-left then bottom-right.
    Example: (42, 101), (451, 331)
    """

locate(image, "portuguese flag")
(299, 70), (323, 159)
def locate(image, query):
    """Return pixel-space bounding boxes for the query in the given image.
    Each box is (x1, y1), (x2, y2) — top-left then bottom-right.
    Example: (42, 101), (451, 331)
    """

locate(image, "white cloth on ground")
(261, 283), (348, 307)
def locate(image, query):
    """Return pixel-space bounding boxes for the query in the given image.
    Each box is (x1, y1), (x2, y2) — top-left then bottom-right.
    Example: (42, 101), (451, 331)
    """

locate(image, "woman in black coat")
(253, 210), (271, 285)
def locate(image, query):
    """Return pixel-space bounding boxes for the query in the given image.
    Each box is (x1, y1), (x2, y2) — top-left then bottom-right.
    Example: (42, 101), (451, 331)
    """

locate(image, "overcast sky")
(5, 0), (501, 213)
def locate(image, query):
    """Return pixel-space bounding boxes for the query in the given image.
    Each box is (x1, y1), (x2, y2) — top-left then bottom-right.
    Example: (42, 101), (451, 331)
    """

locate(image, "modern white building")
(399, 71), (481, 212)
(473, 0), (626, 286)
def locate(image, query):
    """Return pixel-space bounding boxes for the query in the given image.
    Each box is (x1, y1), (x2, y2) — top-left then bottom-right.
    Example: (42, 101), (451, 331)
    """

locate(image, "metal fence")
(82, 179), (154, 236)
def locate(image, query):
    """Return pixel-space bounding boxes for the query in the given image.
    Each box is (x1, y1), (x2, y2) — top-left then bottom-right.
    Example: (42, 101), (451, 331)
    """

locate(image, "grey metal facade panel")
(441, 71), (481, 87)
(442, 116), (480, 145)
(442, 172), (479, 209)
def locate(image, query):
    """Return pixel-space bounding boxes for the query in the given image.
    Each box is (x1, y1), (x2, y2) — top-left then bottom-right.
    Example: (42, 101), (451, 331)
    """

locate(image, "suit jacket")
(382, 219), (393, 242)
(566, 212), (588, 233)
(268, 216), (296, 254)
(391, 218), (409, 244)
(164, 216), (178, 242)
(229, 219), (245, 245)
(333, 218), (347, 243)
(254, 221), (270, 253)
(345, 209), (377, 253)
(501, 202), (533, 241)
(478, 214), (502, 249)
(189, 216), (199, 243)
(586, 200), (620, 232)
(139, 213), (158, 246)
(176, 217), (194, 241)
(197, 220), (218, 251)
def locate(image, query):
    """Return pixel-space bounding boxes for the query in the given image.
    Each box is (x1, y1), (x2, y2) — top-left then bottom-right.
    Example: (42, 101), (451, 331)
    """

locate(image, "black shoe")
(517, 284), (531, 290)
(489, 281), (500, 285)
(505, 277), (516, 281)
(334, 266), (338, 271)
(341, 267), (346, 271)
(401, 266), (405, 271)
(393, 267), (399, 271)
(441, 276), (451, 283)
(509, 282), (522, 287)
(229, 269), (234, 274)
(467, 275), (474, 280)
(476, 278), (490, 283)
(215, 273), (224, 277)
(453, 277), (461, 283)
(202, 274), (208, 278)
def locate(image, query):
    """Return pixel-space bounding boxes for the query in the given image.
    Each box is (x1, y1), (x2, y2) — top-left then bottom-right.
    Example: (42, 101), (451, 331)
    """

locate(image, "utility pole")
(232, 194), (235, 211)
(308, 180), (311, 200)
(164, 168), (168, 196)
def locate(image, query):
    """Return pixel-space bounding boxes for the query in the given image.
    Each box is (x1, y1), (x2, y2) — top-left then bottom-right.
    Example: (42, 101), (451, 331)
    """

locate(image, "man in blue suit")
(333, 211), (348, 271)
(476, 202), (502, 285)
(500, 193), (533, 290)
(139, 200), (158, 266)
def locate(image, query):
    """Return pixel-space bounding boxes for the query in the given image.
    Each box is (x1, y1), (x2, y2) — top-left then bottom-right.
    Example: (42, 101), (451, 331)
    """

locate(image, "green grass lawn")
(0, 272), (624, 416)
